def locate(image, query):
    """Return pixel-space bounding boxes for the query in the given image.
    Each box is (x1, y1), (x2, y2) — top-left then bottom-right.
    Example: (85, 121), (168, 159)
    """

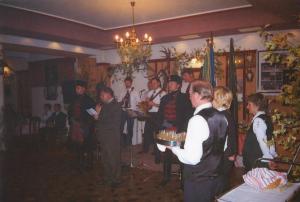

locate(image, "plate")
(156, 138), (183, 147)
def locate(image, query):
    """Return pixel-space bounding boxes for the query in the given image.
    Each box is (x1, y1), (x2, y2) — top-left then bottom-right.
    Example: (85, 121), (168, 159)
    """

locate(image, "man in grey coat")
(94, 87), (122, 187)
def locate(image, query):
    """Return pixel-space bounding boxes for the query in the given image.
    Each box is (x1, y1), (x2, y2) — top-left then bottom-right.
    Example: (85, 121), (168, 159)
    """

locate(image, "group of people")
(39, 103), (68, 148)
(62, 67), (277, 201)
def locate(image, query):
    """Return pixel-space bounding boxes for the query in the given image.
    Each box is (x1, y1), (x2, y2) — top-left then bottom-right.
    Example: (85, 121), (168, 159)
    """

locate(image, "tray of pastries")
(156, 130), (186, 146)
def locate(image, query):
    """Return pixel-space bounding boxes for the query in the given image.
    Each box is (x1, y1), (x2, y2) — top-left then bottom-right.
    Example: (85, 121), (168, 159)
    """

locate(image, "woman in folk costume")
(243, 93), (277, 172)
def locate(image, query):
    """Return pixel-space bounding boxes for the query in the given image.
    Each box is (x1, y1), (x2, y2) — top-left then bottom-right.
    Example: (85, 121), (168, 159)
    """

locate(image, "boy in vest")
(243, 93), (277, 172)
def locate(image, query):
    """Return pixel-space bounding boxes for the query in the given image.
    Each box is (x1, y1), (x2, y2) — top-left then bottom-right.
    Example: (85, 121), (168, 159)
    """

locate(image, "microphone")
(139, 89), (145, 97)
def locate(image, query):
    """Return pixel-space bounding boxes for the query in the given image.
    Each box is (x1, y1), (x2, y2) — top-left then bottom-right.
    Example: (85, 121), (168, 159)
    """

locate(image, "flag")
(201, 36), (215, 87)
(228, 38), (238, 137)
(209, 35), (215, 87)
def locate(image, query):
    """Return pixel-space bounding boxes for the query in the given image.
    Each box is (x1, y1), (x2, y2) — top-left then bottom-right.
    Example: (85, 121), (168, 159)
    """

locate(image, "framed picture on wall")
(257, 50), (287, 94)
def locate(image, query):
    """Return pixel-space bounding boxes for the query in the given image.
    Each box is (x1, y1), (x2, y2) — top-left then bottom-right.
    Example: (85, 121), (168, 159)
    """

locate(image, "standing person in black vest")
(156, 75), (190, 186)
(161, 80), (228, 202)
(140, 77), (166, 154)
(181, 68), (195, 121)
(213, 86), (237, 192)
(243, 93), (277, 172)
(94, 87), (122, 187)
(68, 80), (95, 172)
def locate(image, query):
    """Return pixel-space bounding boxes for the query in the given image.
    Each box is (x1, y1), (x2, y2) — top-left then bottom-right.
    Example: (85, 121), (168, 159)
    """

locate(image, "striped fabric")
(243, 168), (287, 190)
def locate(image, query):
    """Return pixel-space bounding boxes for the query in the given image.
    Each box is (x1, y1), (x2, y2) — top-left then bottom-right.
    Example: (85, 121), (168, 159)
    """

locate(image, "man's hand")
(165, 146), (172, 150)
(228, 155), (236, 161)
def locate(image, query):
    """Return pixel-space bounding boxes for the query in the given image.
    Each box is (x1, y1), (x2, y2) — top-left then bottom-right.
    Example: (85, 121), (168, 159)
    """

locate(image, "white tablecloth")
(217, 183), (300, 202)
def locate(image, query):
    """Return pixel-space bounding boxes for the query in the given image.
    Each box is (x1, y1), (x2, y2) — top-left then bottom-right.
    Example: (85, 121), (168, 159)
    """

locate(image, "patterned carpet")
(3, 136), (300, 202)
(3, 137), (185, 202)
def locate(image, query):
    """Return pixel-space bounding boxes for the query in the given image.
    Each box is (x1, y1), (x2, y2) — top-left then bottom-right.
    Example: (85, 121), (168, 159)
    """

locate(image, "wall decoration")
(257, 50), (288, 94)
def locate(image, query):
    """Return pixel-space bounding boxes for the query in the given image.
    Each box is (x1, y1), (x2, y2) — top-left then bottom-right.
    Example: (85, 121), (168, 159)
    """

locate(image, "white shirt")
(252, 111), (277, 159)
(118, 87), (140, 111)
(140, 90), (150, 101)
(41, 110), (52, 127)
(181, 81), (189, 93)
(146, 88), (166, 113)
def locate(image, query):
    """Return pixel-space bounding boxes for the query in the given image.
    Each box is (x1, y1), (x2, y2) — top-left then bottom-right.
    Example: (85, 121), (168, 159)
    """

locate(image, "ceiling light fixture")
(114, 1), (152, 72)
(238, 26), (262, 33)
(180, 34), (201, 40)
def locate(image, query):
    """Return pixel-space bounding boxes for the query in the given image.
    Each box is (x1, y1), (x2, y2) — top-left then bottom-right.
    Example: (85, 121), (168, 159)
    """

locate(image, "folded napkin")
(243, 168), (287, 190)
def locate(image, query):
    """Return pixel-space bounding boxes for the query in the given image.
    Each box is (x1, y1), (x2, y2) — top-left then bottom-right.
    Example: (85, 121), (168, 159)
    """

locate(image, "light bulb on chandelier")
(114, 1), (152, 66)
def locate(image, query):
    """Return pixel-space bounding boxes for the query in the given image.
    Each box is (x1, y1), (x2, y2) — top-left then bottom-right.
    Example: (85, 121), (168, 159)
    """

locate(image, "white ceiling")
(0, 0), (251, 29)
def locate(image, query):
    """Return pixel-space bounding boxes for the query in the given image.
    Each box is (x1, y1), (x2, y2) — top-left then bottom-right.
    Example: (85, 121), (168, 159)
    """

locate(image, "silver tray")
(156, 138), (183, 147)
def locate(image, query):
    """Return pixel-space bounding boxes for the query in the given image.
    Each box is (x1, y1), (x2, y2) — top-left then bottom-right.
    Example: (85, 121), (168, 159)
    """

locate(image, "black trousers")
(184, 176), (223, 202)
(162, 149), (183, 184)
(100, 137), (121, 184)
(163, 150), (173, 181)
(220, 157), (234, 192)
(142, 112), (158, 152)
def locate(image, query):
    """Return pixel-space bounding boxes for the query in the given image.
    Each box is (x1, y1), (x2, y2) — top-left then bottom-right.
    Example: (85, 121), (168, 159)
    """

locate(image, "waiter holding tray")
(159, 80), (228, 202)
(119, 77), (140, 147)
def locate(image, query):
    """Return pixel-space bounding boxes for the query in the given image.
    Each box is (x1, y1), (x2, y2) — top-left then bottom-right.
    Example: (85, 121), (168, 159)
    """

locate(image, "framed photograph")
(257, 50), (287, 94)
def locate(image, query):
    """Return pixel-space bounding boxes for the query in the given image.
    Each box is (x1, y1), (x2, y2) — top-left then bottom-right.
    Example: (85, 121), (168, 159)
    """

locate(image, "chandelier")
(114, 1), (152, 72)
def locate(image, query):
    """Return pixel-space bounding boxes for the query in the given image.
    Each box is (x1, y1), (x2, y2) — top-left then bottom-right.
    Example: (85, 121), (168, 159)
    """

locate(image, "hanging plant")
(160, 46), (223, 78)
(116, 44), (152, 77)
(260, 28), (300, 178)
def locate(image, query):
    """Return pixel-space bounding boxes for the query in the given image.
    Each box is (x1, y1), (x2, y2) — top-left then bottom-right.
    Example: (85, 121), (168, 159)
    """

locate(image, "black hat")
(75, 80), (87, 88)
(168, 75), (182, 84)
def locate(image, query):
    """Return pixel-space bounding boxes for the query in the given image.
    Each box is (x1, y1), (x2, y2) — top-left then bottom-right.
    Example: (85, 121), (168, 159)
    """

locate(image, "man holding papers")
(94, 87), (122, 188)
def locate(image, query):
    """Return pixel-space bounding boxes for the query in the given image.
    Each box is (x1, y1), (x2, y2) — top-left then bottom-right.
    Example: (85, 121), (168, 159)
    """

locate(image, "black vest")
(184, 107), (228, 181)
(243, 114), (273, 171)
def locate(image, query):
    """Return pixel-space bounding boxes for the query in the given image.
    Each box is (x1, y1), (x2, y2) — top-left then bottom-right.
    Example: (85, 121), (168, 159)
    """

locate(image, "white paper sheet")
(86, 108), (97, 116)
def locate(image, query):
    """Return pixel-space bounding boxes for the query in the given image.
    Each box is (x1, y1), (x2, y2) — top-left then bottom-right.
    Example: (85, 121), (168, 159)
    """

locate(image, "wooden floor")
(2, 136), (245, 202)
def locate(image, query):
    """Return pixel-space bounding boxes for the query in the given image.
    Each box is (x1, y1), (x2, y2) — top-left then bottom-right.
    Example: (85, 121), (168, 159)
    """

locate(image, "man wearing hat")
(68, 80), (95, 172)
(156, 75), (190, 186)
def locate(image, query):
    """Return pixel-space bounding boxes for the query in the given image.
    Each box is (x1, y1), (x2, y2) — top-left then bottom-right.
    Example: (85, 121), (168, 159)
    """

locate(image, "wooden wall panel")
(29, 57), (75, 87)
